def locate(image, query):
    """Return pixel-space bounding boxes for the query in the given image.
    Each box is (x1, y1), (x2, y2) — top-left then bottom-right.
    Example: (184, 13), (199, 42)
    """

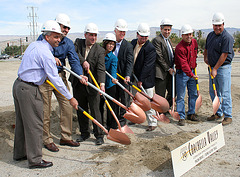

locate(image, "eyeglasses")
(63, 26), (70, 30)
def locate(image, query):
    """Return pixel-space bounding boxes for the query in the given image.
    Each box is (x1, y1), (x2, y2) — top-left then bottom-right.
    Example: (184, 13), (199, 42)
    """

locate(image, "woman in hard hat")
(100, 33), (118, 131)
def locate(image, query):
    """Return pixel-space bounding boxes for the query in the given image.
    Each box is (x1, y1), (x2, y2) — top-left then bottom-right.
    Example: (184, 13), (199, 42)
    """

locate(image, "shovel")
(46, 80), (131, 145)
(105, 71), (151, 112)
(131, 74), (170, 124)
(89, 70), (134, 134)
(208, 66), (220, 114)
(168, 71), (180, 120)
(117, 73), (170, 113)
(194, 68), (202, 112)
(63, 66), (146, 124)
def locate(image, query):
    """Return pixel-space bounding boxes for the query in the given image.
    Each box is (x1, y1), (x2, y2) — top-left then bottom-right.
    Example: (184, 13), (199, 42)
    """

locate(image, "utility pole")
(27, 6), (38, 41)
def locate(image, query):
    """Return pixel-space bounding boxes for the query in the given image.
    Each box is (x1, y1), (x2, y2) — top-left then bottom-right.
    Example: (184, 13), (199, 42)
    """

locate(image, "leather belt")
(17, 77), (37, 86)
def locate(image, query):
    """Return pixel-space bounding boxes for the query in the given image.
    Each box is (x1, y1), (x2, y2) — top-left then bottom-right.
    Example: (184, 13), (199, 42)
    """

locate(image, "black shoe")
(95, 137), (104, 145)
(178, 119), (185, 126)
(14, 156), (27, 161)
(187, 114), (199, 121)
(76, 134), (90, 142)
(128, 121), (135, 125)
(29, 160), (53, 169)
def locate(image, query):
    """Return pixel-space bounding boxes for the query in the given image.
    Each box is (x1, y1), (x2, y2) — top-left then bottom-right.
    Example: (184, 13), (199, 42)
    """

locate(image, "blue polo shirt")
(37, 34), (83, 75)
(205, 29), (234, 67)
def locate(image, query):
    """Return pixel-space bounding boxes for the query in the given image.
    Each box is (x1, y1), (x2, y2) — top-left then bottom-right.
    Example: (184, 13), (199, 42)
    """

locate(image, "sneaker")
(222, 118), (232, 126)
(207, 114), (222, 121)
(95, 137), (104, 145)
(178, 119), (185, 126)
(187, 114), (199, 121)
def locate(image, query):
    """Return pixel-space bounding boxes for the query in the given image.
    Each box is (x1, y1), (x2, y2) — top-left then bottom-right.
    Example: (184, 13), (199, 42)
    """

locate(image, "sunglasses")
(63, 26), (70, 30)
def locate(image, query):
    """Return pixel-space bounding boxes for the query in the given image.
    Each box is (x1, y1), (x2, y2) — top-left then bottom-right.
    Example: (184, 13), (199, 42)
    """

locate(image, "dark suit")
(115, 39), (134, 126)
(131, 39), (156, 89)
(152, 34), (175, 107)
(72, 38), (105, 138)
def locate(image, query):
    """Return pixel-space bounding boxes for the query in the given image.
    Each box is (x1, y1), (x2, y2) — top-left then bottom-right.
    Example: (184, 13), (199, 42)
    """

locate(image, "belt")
(17, 77), (37, 86)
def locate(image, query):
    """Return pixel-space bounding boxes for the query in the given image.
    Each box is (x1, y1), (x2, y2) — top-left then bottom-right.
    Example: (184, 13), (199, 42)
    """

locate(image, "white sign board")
(171, 123), (225, 177)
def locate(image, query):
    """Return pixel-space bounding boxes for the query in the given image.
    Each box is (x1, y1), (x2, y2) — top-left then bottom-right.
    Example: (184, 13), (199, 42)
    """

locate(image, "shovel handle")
(46, 79), (108, 135)
(208, 66), (217, 91)
(116, 73), (142, 93)
(194, 68), (200, 91)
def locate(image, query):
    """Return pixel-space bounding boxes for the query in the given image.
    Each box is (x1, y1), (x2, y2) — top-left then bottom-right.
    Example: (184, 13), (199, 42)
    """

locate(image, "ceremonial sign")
(171, 124), (225, 177)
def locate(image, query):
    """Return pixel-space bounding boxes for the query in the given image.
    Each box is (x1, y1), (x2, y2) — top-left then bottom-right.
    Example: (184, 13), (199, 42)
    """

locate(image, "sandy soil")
(0, 57), (239, 177)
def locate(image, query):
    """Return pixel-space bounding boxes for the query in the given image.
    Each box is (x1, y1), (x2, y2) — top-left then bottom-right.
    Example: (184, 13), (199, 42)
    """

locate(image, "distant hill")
(0, 27), (239, 53)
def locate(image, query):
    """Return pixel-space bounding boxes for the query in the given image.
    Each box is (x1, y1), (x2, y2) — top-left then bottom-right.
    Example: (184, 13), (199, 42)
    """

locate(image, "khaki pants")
(39, 71), (73, 145)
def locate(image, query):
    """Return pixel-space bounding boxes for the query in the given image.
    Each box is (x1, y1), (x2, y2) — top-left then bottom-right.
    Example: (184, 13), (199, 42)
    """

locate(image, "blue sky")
(0, 0), (239, 35)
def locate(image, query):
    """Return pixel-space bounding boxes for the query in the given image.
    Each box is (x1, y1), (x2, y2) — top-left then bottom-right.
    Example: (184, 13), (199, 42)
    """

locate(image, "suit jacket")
(131, 39), (156, 89)
(117, 39), (134, 77)
(152, 34), (174, 80)
(71, 38), (105, 95)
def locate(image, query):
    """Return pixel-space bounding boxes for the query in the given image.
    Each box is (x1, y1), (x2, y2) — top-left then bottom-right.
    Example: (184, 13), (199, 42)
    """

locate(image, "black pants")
(73, 82), (103, 138)
(100, 85), (118, 131)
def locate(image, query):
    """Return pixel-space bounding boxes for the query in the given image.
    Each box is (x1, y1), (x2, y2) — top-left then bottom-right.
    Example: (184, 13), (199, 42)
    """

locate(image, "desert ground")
(0, 56), (239, 177)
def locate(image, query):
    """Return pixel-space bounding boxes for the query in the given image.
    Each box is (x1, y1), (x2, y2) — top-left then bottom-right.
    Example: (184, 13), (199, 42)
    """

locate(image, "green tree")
(169, 33), (182, 45)
(233, 31), (240, 48)
(4, 45), (28, 56)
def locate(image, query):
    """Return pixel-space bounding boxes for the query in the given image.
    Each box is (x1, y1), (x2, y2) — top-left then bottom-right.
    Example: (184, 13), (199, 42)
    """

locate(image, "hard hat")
(84, 23), (99, 34)
(212, 12), (225, 25)
(41, 20), (62, 34)
(103, 33), (116, 42)
(55, 13), (71, 28)
(137, 23), (150, 36)
(160, 18), (173, 26)
(181, 24), (193, 35)
(114, 19), (128, 31)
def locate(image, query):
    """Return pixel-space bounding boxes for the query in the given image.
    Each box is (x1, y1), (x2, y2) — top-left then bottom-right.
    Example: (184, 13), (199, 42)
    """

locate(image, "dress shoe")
(60, 139), (80, 147)
(44, 143), (59, 152)
(207, 114), (222, 121)
(222, 117), (232, 126)
(178, 119), (185, 126)
(14, 156), (27, 161)
(76, 134), (90, 142)
(187, 114), (199, 121)
(146, 126), (157, 131)
(29, 159), (53, 169)
(95, 137), (104, 145)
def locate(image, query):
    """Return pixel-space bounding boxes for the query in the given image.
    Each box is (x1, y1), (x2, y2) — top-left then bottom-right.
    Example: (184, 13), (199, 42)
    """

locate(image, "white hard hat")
(55, 13), (71, 28)
(103, 33), (116, 42)
(212, 12), (225, 25)
(160, 18), (173, 26)
(41, 20), (62, 34)
(84, 23), (99, 34)
(137, 23), (150, 36)
(114, 19), (128, 31)
(181, 24), (193, 35)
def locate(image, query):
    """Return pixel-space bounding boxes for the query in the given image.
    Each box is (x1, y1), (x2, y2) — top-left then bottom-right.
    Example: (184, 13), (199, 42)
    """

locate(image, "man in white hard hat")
(114, 19), (134, 127)
(13, 20), (79, 168)
(37, 13), (87, 152)
(204, 12), (234, 125)
(72, 23), (105, 145)
(131, 23), (157, 131)
(174, 24), (199, 126)
(152, 18), (175, 113)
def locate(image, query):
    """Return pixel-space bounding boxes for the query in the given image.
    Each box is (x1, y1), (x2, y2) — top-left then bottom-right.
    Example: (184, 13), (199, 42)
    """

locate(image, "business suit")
(152, 34), (175, 107)
(115, 39), (134, 126)
(72, 38), (105, 138)
(131, 39), (157, 126)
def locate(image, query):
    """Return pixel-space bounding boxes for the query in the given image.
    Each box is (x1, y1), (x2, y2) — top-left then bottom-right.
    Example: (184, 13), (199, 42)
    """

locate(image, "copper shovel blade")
(152, 112), (170, 123)
(134, 92), (151, 111)
(107, 129), (131, 145)
(150, 94), (170, 113)
(123, 102), (146, 124)
(213, 96), (220, 114)
(120, 125), (134, 134)
(195, 94), (202, 112)
(169, 109), (180, 120)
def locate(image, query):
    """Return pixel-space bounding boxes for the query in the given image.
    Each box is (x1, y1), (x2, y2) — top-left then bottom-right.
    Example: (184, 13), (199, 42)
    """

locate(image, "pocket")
(35, 88), (43, 101)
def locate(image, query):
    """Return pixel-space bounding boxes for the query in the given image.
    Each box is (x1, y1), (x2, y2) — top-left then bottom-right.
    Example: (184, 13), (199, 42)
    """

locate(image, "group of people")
(12, 12), (234, 168)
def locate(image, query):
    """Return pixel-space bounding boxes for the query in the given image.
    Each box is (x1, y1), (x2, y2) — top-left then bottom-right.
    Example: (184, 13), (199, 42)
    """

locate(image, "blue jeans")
(209, 65), (232, 118)
(176, 69), (198, 119)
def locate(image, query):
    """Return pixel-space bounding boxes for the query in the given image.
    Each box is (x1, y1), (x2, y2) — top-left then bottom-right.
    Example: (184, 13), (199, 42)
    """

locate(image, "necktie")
(166, 39), (173, 66)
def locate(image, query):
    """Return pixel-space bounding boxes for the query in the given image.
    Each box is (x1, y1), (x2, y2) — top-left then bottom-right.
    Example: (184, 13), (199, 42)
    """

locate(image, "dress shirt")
(133, 41), (144, 63)
(85, 45), (92, 59)
(18, 39), (72, 100)
(175, 39), (198, 78)
(113, 40), (123, 57)
(162, 34), (174, 64)
(37, 34), (83, 75)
